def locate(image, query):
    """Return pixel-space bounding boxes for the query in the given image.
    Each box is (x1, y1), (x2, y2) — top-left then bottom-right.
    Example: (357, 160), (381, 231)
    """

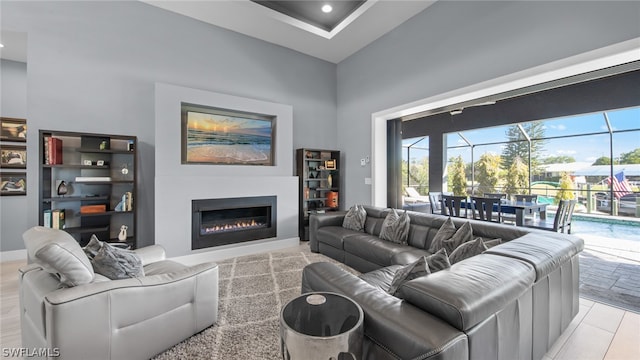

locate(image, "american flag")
(606, 171), (633, 199)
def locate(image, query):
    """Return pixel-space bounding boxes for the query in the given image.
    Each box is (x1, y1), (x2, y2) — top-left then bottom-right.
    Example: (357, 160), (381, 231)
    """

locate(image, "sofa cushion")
(397, 254), (535, 331)
(390, 247), (432, 266)
(316, 226), (358, 249)
(363, 206), (390, 235)
(23, 226), (94, 287)
(484, 233), (584, 281)
(143, 259), (189, 275)
(449, 237), (488, 264)
(84, 235), (144, 280)
(359, 265), (403, 292)
(343, 205), (367, 232)
(344, 234), (418, 268)
(388, 256), (431, 295)
(379, 209), (410, 244)
(427, 217), (457, 253)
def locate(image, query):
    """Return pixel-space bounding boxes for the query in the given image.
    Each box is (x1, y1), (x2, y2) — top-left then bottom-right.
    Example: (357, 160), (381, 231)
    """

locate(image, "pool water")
(547, 213), (640, 241)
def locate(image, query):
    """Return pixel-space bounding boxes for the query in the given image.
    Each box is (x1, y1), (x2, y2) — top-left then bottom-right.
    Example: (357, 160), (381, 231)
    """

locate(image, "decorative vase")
(327, 174), (332, 188)
(118, 225), (128, 241)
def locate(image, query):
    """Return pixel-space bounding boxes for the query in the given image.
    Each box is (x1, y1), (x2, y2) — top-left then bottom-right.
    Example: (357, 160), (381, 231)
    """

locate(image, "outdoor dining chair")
(515, 194), (538, 203)
(523, 199), (576, 233)
(484, 193), (508, 199)
(470, 196), (502, 222)
(442, 195), (469, 218)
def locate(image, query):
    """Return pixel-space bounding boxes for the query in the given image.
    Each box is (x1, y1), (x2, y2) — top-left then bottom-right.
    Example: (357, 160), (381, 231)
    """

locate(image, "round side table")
(280, 292), (364, 360)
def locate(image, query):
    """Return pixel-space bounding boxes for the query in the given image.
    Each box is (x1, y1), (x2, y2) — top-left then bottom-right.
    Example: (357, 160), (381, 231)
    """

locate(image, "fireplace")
(192, 196), (277, 250)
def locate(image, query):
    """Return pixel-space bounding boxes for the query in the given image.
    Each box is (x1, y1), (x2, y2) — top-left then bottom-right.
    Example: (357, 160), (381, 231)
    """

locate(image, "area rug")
(154, 245), (358, 360)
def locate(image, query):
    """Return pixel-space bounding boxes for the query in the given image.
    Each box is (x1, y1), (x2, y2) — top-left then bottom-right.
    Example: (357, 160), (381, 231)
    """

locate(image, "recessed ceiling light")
(321, 4), (333, 13)
(0, 44), (4, 48)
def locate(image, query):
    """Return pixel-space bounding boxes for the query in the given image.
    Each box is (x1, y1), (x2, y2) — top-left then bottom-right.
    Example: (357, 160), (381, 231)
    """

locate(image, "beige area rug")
(154, 244), (358, 360)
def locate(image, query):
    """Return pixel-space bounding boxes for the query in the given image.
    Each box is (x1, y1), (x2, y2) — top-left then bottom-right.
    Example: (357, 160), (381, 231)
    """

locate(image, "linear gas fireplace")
(192, 196), (277, 250)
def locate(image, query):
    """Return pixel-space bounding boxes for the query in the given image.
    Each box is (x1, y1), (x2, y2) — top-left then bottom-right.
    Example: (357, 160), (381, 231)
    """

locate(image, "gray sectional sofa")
(304, 206), (584, 360)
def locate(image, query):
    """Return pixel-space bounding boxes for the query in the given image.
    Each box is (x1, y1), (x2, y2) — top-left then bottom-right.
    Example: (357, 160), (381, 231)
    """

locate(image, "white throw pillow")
(23, 226), (95, 286)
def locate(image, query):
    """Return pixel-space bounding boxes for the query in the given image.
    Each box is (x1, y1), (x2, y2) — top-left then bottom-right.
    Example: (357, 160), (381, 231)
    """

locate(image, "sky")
(404, 106), (640, 164)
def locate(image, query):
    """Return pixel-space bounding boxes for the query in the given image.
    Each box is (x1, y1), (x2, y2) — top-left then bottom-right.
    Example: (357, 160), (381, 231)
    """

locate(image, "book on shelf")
(43, 210), (52, 228)
(74, 176), (112, 182)
(44, 137), (63, 165)
(51, 209), (65, 229)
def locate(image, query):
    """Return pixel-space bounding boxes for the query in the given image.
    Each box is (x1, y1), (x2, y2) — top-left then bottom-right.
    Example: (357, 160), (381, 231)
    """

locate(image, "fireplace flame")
(201, 219), (267, 235)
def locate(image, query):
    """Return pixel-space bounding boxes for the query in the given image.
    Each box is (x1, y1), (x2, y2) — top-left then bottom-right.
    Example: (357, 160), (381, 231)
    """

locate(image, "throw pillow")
(425, 248), (451, 273)
(449, 237), (488, 264)
(427, 217), (456, 253)
(379, 209), (410, 245)
(342, 205), (367, 232)
(441, 221), (473, 254)
(387, 256), (431, 295)
(84, 235), (144, 280)
(23, 226), (95, 287)
(484, 238), (503, 249)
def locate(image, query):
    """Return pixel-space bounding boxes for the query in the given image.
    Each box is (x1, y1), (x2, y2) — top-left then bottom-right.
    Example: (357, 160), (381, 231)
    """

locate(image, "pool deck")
(578, 233), (640, 313)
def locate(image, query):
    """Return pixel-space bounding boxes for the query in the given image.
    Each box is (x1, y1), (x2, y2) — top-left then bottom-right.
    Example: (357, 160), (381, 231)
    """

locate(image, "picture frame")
(0, 117), (27, 142)
(181, 103), (275, 166)
(324, 159), (336, 170)
(0, 172), (26, 196)
(0, 145), (27, 168)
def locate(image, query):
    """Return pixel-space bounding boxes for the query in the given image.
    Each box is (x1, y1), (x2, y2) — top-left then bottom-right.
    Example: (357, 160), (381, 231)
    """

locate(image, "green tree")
(555, 172), (575, 203)
(447, 155), (467, 196)
(475, 153), (501, 195)
(503, 156), (528, 196)
(542, 155), (576, 164)
(619, 148), (640, 164)
(408, 157), (429, 194)
(592, 156), (614, 165)
(501, 122), (546, 173)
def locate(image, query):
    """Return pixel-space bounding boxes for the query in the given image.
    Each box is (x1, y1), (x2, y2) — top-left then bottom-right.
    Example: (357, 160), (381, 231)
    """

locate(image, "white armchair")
(19, 227), (218, 360)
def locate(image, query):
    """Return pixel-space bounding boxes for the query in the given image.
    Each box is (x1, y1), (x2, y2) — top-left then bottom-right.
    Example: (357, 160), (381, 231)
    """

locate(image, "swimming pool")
(552, 213), (640, 241)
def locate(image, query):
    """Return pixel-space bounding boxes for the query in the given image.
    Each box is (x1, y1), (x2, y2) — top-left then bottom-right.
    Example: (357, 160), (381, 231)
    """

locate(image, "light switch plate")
(365, 177), (372, 185)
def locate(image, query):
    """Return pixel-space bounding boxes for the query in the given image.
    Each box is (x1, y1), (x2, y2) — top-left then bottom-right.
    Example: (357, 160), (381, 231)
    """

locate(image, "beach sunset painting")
(185, 111), (273, 165)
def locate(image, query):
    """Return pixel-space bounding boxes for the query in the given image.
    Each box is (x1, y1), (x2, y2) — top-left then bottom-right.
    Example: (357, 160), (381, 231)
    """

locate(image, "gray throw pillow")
(441, 221), (473, 254)
(425, 248), (451, 273)
(427, 217), (456, 253)
(484, 238), (502, 249)
(379, 209), (410, 245)
(342, 205), (367, 232)
(84, 235), (144, 280)
(387, 256), (431, 295)
(449, 237), (488, 264)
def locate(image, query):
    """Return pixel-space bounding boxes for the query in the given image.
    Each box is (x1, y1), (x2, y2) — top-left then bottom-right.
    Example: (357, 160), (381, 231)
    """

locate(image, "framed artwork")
(181, 103), (275, 166)
(0, 145), (27, 168)
(0, 117), (27, 142)
(324, 159), (336, 170)
(0, 172), (26, 196)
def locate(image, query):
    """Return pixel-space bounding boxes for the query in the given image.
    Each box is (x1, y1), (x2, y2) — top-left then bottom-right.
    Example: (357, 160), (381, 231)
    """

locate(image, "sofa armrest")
(398, 254), (534, 331)
(132, 244), (166, 266)
(309, 212), (346, 252)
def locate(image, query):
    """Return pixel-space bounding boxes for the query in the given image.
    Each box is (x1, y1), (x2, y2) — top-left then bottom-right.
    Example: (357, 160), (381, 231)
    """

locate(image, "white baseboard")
(169, 237), (300, 266)
(1, 249), (27, 262)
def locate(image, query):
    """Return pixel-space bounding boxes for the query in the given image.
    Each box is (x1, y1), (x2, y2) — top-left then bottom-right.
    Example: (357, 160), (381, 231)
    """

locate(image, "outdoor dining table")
(499, 200), (548, 226)
(454, 198), (548, 226)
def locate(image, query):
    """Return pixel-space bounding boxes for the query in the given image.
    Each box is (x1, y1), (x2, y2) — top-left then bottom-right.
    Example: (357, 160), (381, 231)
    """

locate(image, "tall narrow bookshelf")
(39, 130), (137, 248)
(296, 148), (341, 240)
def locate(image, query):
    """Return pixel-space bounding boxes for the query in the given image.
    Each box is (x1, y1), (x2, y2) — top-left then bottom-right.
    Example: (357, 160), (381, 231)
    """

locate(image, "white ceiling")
(0, 31), (27, 63)
(141, 0), (436, 63)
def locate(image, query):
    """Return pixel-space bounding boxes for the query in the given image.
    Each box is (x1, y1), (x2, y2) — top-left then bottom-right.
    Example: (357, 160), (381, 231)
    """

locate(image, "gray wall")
(336, 1), (640, 206)
(0, 59), (28, 251)
(1, 1), (337, 251)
